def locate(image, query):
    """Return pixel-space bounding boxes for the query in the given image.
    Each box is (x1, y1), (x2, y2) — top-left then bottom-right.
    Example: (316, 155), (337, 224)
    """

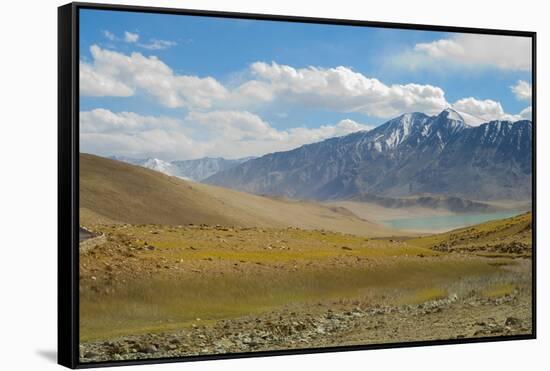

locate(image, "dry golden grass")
(399, 288), (448, 305)
(79, 225), (517, 342)
(483, 283), (517, 299)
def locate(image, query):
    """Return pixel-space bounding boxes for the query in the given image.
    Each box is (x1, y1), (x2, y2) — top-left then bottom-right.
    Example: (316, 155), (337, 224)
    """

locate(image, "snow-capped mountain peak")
(438, 107), (465, 122)
(435, 107), (488, 127)
(205, 108), (532, 201)
(142, 158), (174, 175)
(111, 156), (254, 181)
(368, 112), (431, 150)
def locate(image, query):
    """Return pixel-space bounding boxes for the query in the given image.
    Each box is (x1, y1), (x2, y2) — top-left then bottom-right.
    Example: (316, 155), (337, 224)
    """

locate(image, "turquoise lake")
(382, 211), (524, 232)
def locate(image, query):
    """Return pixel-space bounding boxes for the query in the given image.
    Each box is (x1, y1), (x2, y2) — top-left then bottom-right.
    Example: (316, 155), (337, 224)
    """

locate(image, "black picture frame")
(58, 2), (537, 369)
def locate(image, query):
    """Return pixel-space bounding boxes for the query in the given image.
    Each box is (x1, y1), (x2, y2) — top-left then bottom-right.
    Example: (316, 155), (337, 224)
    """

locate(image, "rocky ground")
(433, 241), (531, 255)
(80, 287), (532, 363)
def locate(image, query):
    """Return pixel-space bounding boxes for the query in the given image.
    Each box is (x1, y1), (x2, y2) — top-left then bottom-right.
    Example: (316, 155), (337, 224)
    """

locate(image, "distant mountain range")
(110, 156), (253, 181)
(205, 109), (532, 201)
(349, 193), (497, 213)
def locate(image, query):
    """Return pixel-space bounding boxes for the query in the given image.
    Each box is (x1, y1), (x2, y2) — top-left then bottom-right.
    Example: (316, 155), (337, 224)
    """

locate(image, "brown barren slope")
(79, 154), (399, 237)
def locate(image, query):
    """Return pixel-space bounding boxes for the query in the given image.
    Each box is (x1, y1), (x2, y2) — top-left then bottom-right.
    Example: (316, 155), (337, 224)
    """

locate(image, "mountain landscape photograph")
(78, 8), (533, 363)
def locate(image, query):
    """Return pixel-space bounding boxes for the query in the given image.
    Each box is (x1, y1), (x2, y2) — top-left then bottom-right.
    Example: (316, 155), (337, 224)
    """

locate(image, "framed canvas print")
(58, 2), (536, 368)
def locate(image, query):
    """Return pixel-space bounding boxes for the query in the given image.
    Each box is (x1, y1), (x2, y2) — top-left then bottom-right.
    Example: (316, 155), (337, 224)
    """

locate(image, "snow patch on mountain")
(110, 156), (254, 181)
(141, 158), (175, 175)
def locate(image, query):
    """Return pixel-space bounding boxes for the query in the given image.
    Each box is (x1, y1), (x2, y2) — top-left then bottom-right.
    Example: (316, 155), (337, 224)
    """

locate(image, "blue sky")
(79, 8), (533, 160)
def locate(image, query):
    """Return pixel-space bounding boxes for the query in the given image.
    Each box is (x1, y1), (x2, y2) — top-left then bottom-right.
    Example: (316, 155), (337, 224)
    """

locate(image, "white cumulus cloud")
(452, 98), (507, 121)
(239, 62), (449, 118)
(511, 80), (532, 101)
(518, 106), (532, 120)
(452, 97), (531, 124)
(79, 108), (372, 160)
(80, 61), (134, 97)
(80, 109), (180, 133)
(80, 110), (198, 160)
(411, 33), (531, 71)
(80, 47), (452, 118)
(80, 45), (228, 109)
(80, 46), (526, 124)
(186, 110), (282, 141)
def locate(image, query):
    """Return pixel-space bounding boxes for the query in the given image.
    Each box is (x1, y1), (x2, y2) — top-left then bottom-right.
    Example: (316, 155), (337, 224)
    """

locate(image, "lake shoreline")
(380, 210), (528, 233)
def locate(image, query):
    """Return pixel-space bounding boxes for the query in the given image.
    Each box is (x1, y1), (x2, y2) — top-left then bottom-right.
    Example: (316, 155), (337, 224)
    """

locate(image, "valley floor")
(78, 218), (533, 363)
(80, 280), (531, 362)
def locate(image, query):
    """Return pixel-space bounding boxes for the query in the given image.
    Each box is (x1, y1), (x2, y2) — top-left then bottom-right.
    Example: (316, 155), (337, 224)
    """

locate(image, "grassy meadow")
(79, 221), (532, 343)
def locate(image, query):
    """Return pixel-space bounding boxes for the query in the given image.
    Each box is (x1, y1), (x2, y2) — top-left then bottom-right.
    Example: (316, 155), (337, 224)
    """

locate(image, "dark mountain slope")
(205, 109), (532, 201)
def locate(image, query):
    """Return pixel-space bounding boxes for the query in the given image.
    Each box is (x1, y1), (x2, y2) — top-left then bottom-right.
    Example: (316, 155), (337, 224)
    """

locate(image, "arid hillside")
(80, 154), (399, 237)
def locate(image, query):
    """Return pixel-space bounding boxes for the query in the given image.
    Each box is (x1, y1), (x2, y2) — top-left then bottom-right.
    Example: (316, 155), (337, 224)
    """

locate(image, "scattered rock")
(83, 351), (98, 358)
(139, 344), (158, 354)
(505, 317), (522, 328)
